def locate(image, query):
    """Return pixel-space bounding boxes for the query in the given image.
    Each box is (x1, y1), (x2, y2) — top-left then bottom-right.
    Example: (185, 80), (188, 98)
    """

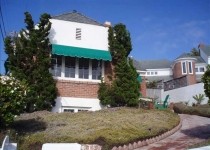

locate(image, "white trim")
(61, 56), (65, 77)
(75, 58), (79, 78)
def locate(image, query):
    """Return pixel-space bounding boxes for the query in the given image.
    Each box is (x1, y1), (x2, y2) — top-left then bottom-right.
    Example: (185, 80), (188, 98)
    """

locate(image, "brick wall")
(56, 80), (99, 98)
(140, 76), (147, 97)
(173, 62), (182, 78)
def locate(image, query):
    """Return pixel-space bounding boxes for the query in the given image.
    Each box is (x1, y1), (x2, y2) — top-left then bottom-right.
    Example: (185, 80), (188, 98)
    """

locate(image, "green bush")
(173, 102), (210, 117)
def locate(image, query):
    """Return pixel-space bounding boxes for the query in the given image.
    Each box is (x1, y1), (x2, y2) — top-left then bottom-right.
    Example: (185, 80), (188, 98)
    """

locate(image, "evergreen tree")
(4, 12), (57, 112)
(202, 65), (210, 104)
(99, 23), (139, 107)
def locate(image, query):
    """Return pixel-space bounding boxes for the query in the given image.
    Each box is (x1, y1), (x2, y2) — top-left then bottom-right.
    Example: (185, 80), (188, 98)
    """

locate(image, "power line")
(0, 0), (6, 36)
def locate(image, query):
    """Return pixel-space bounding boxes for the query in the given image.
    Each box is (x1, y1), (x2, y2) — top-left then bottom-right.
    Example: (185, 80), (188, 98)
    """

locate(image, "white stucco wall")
(49, 19), (109, 51)
(147, 83), (208, 105)
(52, 97), (103, 113)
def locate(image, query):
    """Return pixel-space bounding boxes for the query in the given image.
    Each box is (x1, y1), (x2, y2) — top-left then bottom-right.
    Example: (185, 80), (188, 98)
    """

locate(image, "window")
(199, 67), (205, 72)
(155, 72), (158, 75)
(50, 55), (62, 77)
(195, 67), (198, 72)
(182, 62), (187, 74)
(79, 58), (89, 79)
(92, 59), (102, 80)
(76, 28), (81, 40)
(151, 72), (154, 75)
(147, 72), (150, 75)
(188, 62), (193, 74)
(63, 109), (74, 112)
(65, 57), (75, 78)
(51, 56), (103, 81)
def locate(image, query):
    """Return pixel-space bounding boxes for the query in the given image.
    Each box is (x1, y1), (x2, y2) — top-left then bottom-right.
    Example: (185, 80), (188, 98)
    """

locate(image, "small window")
(63, 109), (74, 112)
(199, 67), (205, 72)
(79, 58), (89, 79)
(50, 55), (62, 77)
(92, 59), (102, 80)
(151, 72), (154, 75)
(78, 109), (88, 112)
(147, 72), (150, 75)
(188, 62), (193, 74)
(155, 72), (158, 75)
(195, 67), (198, 72)
(182, 62), (187, 74)
(76, 28), (81, 40)
(65, 57), (76, 78)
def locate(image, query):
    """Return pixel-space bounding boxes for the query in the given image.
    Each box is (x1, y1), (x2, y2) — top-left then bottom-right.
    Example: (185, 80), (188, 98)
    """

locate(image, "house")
(134, 44), (210, 91)
(49, 11), (112, 113)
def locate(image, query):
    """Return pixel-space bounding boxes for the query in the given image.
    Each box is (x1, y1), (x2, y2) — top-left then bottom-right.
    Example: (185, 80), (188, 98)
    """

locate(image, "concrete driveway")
(134, 114), (210, 150)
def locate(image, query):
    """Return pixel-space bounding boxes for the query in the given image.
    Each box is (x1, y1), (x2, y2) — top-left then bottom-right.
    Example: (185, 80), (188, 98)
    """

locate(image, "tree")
(0, 76), (27, 127)
(202, 65), (210, 104)
(98, 23), (139, 107)
(4, 12), (57, 112)
(190, 48), (200, 56)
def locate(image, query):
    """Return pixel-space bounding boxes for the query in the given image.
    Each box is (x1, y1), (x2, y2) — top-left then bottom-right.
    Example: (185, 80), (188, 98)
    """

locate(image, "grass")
(2, 108), (180, 150)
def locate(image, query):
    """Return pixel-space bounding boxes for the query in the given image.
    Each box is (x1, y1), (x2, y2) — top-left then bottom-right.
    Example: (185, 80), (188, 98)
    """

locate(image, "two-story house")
(49, 11), (112, 113)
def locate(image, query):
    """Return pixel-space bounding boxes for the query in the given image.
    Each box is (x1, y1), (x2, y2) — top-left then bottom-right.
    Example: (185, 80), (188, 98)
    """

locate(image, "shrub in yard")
(173, 102), (210, 117)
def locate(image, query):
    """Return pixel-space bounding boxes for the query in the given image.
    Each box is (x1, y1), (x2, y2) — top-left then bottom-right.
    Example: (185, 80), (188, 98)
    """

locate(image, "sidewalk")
(134, 114), (210, 150)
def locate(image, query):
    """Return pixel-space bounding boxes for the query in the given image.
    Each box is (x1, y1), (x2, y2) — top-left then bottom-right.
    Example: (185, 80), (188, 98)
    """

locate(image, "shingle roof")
(52, 11), (103, 26)
(136, 59), (172, 71)
(175, 53), (192, 59)
(199, 45), (210, 56)
(175, 53), (205, 63)
(194, 56), (206, 63)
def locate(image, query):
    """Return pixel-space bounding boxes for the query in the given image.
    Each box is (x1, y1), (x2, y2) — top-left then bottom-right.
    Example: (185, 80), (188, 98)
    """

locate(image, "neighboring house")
(134, 44), (210, 91)
(49, 11), (112, 113)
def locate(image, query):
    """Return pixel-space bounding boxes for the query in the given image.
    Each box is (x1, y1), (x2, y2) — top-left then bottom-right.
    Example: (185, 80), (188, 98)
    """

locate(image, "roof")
(194, 56), (206, 63)
(52, 11), (103, 26)
(175, 53), (205, 63)
(199, 44), (210, 56)
(146, 76), (173, 82)
(135, 59), (172, 71)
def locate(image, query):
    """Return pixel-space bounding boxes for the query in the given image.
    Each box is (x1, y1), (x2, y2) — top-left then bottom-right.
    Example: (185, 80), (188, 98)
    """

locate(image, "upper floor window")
(79, 58), (89, 79)
(76, 28), (81, 40)
(65, 57), (76, 78)
(188, 61), (193, 74)
(195, 67), (198, 72)
(92, 59), (102, 80)
(199, 67), (205, 72)
(50, 55), (103, 81)
(147, 72), (150, 75)
(50, 55), (62, 77)
(182, 62), (187, 74)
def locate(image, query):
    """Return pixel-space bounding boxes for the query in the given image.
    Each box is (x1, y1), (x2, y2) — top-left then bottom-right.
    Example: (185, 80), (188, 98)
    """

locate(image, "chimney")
(198, 43), (205, 49)
(104, 21), (111, 27)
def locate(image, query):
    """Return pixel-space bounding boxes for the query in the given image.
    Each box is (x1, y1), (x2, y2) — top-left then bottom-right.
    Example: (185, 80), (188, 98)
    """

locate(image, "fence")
(147, 83), (208, 105)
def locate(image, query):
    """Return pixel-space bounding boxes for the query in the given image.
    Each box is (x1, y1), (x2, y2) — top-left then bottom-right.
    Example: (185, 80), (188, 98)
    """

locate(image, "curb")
(111, 117), (182, 150)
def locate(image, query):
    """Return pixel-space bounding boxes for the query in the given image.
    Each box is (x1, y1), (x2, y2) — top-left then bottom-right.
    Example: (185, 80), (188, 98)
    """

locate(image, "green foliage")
(98, 78), (112, 106)
(99, 23), (139, 107)
(193, 94), (205, 105)
(202, 65), (210, 105)
(146, 81), (158, 89)
(190, 48), (200, 56)
(0, 76), (27, 127)
(4, 12), (57, 112)
(173, 102), (210, 117)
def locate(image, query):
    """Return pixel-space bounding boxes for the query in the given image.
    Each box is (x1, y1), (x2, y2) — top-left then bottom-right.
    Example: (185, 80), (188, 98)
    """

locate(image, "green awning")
(52, 44), (112, 61)
(137, 75), (142, 83)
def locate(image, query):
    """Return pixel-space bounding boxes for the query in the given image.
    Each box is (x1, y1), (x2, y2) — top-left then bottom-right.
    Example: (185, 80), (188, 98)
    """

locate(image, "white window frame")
(188, 61), (193, 74)
(52, 56), (104, 82)
(181, 61), (187, 74)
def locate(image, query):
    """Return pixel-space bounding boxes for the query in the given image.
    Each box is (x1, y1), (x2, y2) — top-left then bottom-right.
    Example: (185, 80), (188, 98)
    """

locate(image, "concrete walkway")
(134, 114), (210, 150)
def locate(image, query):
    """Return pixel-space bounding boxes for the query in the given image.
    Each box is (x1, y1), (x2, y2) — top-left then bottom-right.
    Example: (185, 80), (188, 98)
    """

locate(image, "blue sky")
(0, 0), (210, 74)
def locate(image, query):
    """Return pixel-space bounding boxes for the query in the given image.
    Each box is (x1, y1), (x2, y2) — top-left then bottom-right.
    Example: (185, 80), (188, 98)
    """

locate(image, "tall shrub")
(4, 12), (57, 112)
(202, 65), (210, 104)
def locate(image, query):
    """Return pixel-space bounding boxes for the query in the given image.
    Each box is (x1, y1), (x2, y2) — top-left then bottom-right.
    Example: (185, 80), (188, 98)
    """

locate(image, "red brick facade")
(173, 60), (196, 86)
(56, 80), (99, 98)
(140, 76), (147, 97)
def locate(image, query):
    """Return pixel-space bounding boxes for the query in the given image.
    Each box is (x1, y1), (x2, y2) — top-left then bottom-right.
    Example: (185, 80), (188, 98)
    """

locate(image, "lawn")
(1, 107), (180, 150)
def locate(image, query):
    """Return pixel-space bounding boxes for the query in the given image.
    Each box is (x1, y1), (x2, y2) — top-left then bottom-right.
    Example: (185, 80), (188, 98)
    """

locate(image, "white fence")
(147, 83), (208, 105)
